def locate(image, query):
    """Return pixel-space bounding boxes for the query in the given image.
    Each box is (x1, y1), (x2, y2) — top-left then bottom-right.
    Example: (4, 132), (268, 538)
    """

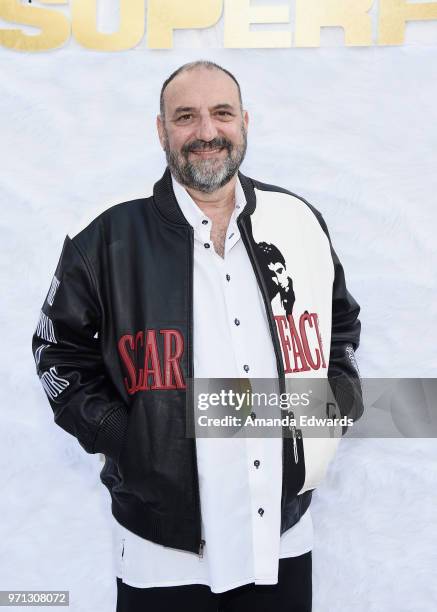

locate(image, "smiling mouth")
(190, 147), (225, 158)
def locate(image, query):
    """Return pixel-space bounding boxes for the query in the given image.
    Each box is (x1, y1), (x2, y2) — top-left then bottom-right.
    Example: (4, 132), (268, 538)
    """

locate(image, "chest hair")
(211, 215), (232, 258)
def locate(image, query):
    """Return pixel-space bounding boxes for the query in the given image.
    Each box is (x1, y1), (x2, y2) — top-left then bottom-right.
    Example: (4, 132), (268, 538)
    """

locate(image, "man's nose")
(196, 114), (218, 142)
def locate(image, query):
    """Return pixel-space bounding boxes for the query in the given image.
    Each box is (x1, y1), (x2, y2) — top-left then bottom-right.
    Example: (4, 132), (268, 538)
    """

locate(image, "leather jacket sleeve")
(328, 243), (364, 432)
(31, 235), (128, 461)
(306, 205), (363, 431)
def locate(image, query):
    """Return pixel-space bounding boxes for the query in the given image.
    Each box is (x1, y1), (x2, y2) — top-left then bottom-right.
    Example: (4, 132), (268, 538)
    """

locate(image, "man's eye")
(177, 114), (193, 122)
(217, 111), (232, 117)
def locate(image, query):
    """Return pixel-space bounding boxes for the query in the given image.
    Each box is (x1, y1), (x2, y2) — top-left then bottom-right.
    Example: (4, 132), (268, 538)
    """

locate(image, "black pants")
(116, 551), (312, 612)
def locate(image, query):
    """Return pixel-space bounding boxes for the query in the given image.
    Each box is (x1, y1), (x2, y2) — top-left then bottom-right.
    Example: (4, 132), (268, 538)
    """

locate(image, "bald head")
(159, 61), (243, 119)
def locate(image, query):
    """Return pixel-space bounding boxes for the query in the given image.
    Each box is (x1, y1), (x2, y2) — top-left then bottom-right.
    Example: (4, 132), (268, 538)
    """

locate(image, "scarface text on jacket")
(118, 328), (186, 394)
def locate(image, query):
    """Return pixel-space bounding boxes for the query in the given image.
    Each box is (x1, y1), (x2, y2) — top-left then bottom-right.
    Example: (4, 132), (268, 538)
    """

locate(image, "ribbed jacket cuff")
(94, 406), (128, 462)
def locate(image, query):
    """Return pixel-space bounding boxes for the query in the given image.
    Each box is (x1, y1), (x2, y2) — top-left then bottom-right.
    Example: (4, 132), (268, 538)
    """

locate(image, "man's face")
(268, 261), (289, 291)
(157, 67), (249, 193)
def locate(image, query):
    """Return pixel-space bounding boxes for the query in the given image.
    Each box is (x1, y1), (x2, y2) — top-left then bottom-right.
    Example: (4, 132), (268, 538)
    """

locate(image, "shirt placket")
(218, 222), (281, 582)
(216, 220), (252, 379)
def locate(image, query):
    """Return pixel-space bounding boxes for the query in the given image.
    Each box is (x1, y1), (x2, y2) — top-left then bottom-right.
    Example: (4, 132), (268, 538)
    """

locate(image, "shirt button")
(204, 243), (210, 249)
(243, 364), (250, 373)
(254, 460), (260, 468)
(226, 274), (231, 281)
(234, 318), (240, 326)
(250, 412), (257, 420)
(202, 219), (208, 225)
(258, 508), (264, 517)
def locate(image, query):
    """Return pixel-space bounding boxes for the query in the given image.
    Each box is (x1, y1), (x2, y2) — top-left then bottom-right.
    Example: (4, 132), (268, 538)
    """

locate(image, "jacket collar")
(153, 167), (257, 226)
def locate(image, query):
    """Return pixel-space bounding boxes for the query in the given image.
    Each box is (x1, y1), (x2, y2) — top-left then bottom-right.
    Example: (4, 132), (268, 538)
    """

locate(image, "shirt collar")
(171, 174), (246, 235)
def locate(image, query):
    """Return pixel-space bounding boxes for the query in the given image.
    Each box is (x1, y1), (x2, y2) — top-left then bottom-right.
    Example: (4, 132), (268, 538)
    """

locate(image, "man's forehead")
(163, 67), (240, 113)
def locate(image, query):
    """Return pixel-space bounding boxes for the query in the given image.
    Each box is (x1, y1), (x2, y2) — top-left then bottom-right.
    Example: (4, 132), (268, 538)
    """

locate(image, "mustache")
(182, 137), (233, 155)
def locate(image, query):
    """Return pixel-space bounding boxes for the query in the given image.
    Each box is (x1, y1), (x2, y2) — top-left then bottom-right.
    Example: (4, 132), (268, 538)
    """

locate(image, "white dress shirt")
(113, 174), (313, 593)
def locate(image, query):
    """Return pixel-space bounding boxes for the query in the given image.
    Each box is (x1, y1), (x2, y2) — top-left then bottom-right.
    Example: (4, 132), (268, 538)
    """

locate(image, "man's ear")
(243, 110), (249, 131)
(156, 115), (165, 150)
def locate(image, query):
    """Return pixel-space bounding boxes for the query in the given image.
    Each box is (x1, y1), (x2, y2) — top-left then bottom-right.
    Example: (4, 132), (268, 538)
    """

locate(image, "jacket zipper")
(188, 226), (204, 557)
(237, 217), (299, 465)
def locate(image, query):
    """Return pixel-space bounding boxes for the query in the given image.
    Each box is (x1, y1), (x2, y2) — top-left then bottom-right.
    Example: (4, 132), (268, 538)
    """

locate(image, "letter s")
(0, 0), (70, 52)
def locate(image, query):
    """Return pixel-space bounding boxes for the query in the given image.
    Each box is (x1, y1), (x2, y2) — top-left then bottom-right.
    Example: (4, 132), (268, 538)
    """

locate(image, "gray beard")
(164, 129), (247, 194)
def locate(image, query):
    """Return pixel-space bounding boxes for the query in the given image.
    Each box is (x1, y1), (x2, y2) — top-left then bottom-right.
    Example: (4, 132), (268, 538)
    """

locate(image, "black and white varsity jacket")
(32, 167), (363, 555)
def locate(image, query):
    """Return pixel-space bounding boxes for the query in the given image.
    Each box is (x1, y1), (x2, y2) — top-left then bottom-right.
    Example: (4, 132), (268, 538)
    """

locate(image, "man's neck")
(184, 175), (237, 221)
(183, 175), (237, 259)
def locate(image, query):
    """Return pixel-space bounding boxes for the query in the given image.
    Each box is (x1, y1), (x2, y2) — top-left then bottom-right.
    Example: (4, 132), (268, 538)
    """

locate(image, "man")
(256, 241), (296, 316)
(32, 61), (363, 611)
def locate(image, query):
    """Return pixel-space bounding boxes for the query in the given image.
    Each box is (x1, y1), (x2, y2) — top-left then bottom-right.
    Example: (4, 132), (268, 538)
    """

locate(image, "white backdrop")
(1, 22), (437, 612)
